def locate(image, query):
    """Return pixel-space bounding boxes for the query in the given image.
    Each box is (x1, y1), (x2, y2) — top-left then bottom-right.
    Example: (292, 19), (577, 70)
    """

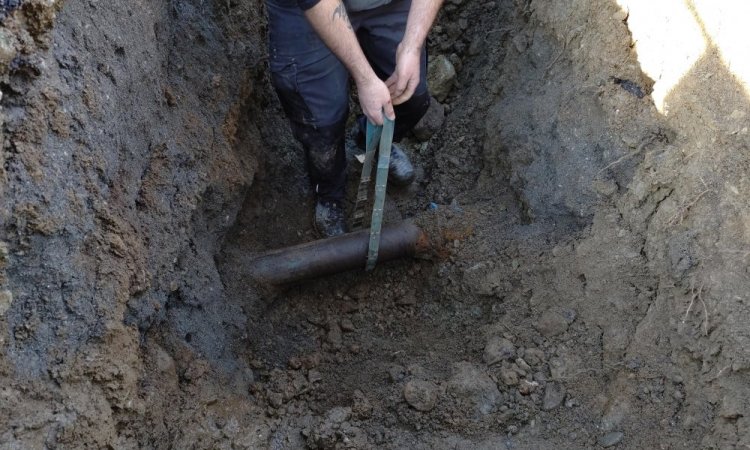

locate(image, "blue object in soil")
(429, 202), (439, 210)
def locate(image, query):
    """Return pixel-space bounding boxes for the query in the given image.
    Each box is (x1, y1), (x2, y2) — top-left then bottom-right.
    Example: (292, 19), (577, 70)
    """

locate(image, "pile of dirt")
(1, 0), (749, 448)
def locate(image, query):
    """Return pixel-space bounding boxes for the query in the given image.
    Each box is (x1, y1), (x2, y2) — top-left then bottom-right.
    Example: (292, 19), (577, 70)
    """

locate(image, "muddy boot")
(389, 144), (416, 186)
(314, 199), (348, 238)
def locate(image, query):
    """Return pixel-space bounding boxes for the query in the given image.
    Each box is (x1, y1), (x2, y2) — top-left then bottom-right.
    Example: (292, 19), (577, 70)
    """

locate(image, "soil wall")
(1, 0), (266, 446)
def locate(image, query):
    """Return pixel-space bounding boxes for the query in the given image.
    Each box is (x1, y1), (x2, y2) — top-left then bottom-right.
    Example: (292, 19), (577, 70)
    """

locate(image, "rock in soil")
(448, 362), (502, 418)
(403, 379), (439, 412)
(500, 364), (520, 386)
(523, 348), (546, 366)
(542, 382), (566, 411)
(412, 97), (446, 141)
(518, 379), (539, 395)
(483, 336), (516, 365)
(535, 307), (577, 337)
(427, 54), (457, 101)
(598, 432), (624, 447)
(352, 390), (374, 419)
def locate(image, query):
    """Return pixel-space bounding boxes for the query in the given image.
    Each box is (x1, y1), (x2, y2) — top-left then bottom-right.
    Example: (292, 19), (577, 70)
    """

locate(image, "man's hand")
(357, 74), (396, 125)
(386, 43), (421, 105)
(389, 0), (444, 104)
(304, 0), (395, 125)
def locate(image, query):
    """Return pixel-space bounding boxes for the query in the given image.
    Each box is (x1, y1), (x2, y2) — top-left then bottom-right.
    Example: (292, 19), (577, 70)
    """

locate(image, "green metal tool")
(351, 113), (395, 271)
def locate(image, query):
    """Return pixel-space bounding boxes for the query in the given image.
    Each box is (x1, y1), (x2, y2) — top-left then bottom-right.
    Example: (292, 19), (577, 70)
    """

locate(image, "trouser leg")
(350, 0), (431, 142)
(266, 0), (350, 202)
(289, 120), (348, 202)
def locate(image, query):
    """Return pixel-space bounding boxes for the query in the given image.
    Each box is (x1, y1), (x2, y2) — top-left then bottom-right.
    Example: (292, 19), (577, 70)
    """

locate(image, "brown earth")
(1, 0), (749, 449)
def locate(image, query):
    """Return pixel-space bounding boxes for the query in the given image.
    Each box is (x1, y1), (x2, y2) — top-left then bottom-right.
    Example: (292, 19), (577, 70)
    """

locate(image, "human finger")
(391, 73), (409, 99)
(368, 106), (384, 126)
(392, 77), (416, 105)
(383, 100), (395, 121)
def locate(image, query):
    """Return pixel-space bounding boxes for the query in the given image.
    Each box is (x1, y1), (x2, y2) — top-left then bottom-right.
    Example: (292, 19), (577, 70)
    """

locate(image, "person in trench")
(266, 0), (443, 237)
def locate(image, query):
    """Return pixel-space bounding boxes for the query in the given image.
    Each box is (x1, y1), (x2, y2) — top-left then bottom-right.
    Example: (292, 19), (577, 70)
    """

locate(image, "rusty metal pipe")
(247, 222), (429, 285)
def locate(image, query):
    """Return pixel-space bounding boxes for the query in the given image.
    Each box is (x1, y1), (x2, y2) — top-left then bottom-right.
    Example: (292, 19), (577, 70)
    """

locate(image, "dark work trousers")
(266, 0), (431, 202)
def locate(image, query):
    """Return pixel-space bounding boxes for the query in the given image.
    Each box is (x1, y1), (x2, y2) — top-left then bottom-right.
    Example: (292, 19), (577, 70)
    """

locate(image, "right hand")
(356, 75), (396, 126)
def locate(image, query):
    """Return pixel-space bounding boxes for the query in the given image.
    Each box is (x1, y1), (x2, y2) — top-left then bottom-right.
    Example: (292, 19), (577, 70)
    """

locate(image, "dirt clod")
(403, 379), (439, 412)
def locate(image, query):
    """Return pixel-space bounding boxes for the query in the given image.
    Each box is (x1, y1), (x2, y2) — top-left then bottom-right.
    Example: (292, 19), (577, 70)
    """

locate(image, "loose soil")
(1, 0), (749, 449)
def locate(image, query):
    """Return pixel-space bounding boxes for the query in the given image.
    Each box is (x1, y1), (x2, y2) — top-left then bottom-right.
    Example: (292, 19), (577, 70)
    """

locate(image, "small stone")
(340, 318), (355, 332)
(448, 362), (502, 418)
(0, 29), (18, 66)
(288, 356), (302, 370)
(542, 382), (566, 411)
(0, 290), (13, 316)
(516, 358), (531, 372)
(518, 379), (538, 395)
(352, 390), (373, 419)
(524, 348), (545, 366)
(388, 365), (407, 383)
(412, 97), (446, 141)
(427, 55), (456, 102)
(301, 353), (321, 369)
(535, 307), (577, 337)
(267, 391), (284, 408)
(403, 380), (438, 412)
(483, 337), (516, 365)
(307, 370), (323, 383)
(164, 87), (177, 106)
(598, 432), (624, 447)
(533, 371), (548, 383)
(592, 179), (618, 196)
(549, 354), (582, 380)
(500, 365), (519, 386)
(406, 364), (427, 379)
(326, 321), (343, 347)
(325, 406), (352, 424)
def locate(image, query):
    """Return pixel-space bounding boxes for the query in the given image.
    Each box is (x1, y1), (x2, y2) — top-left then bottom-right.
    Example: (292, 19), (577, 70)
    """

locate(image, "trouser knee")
(290, 120), (348, 202)
(393, 89), (431, 141)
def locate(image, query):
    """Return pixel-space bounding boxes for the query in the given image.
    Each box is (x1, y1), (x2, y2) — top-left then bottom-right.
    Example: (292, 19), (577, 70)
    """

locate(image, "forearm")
(402, 0), (444, 52)
(304, 0), (376, 84)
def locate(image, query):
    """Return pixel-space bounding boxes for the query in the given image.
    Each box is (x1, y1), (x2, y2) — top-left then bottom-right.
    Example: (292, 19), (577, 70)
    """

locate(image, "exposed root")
(596, 133), (658, 177)
(683, 281), (709, 337)
(665, 188), (712, 228)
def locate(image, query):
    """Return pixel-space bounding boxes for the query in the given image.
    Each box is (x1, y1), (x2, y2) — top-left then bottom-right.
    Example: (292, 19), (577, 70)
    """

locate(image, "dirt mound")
(2, 0), (749, 448)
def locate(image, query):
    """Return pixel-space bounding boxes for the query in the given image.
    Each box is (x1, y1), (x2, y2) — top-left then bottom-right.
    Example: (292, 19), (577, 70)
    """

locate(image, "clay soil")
(1, 0), (749, 449)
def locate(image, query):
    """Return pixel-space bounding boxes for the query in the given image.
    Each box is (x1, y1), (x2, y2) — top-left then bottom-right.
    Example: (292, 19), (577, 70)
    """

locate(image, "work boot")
(354, 119), (416, 187)
(314, 199), (348, 238)
(388, 144), (416, 186)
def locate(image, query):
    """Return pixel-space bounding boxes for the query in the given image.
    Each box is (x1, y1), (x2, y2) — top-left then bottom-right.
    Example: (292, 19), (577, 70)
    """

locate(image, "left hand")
(386, 42), (421, 105)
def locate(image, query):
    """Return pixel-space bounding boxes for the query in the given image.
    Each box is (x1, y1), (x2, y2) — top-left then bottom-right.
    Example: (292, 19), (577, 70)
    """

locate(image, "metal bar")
(366, 116), (394, 271)
(351, 122), (381, 230)
(246, 222), (429, 285)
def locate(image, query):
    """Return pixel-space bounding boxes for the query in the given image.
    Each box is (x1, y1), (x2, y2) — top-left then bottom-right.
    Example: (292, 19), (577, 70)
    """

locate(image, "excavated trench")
(1, 0), (750, 448)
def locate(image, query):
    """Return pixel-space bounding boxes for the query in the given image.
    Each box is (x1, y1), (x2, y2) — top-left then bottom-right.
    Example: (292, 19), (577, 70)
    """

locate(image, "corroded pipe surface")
(248, 222), (429, 285)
